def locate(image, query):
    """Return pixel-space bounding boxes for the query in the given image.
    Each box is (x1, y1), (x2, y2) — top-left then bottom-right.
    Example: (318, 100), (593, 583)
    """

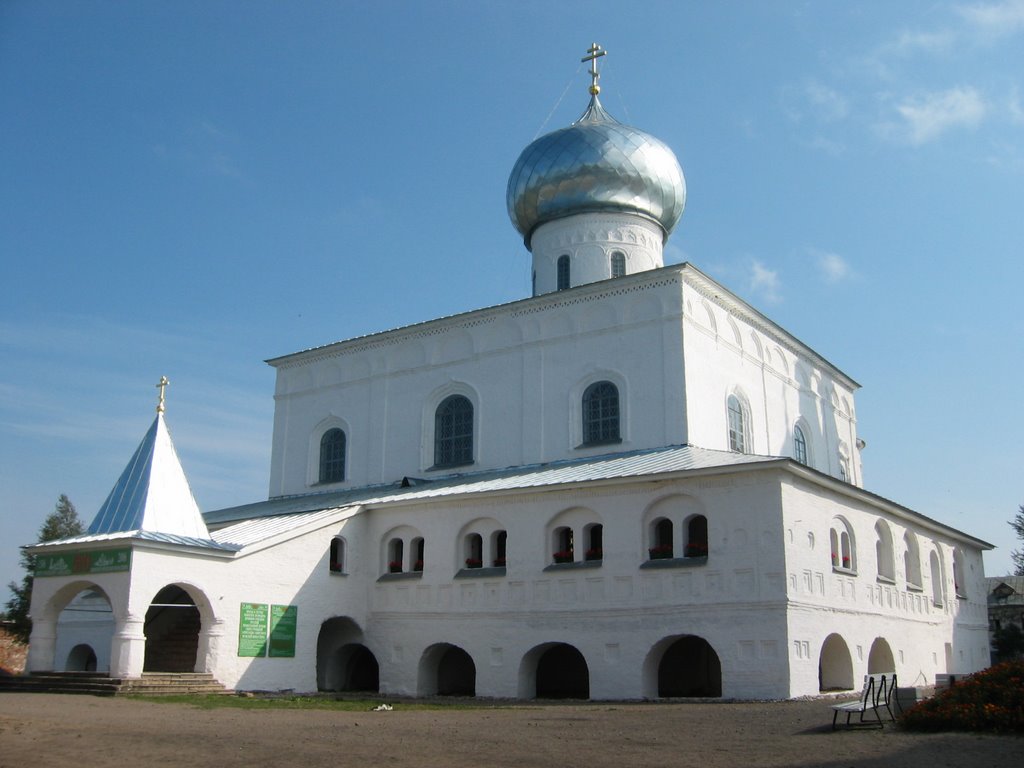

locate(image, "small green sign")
(268, 604), (298, 658)
(35, 548), (132, 578)
(238, 603), (269, 657)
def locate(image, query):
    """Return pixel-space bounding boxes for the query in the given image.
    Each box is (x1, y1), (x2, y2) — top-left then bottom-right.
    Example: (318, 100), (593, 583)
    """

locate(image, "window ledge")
(427, 461), (475, 473)
(576, 438), (622, 450)
(831, 566), (857, 576)
(955, 592), (967, 600)
(906, 583), (923, 593)
(640, 556), (708, 570)
(455, 566), (507, 579)
(329, 570), (347, 577)
(377, 571), (423, 582)
(876, 575), (896, 585)
(543, 560), (602, 572)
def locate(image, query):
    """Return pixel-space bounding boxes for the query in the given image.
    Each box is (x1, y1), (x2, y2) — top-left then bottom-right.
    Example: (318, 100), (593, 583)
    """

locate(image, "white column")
(26, 618), (57, 672)
(196, 616), (227, 674)
(109, 614), (146, 678)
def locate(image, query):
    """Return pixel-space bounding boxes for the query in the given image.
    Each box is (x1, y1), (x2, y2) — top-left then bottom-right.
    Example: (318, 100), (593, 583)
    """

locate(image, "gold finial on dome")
(581, 42), (606, 96)
(155, 375), (169, 414)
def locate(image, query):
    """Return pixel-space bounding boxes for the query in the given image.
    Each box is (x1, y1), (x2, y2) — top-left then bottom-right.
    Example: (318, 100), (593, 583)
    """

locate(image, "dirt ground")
(0, 693), (1019, 768)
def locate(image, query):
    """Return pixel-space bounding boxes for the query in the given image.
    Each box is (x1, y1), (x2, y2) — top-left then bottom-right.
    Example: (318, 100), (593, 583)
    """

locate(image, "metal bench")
(831, 672), (900, 729)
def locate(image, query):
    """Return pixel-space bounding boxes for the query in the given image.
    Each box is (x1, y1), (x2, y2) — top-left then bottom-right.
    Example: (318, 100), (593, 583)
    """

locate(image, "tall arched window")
(582, 381), (620, 445)
(610, 251), (625, 278)
(434, 395), (473, 468)
(557, 255), (570, 291)
(685, 515), (708, 558)
(650, 518), (673, 559)
(727, 394), (748, 453)
(329, 537), (345, 573)
(875, 520), (895, 581)
(585, 523), (603, 561)
(929, 550), (944, 606)
(793, 425), (808, 465)
(319, 428), (346, 483)
(952, 548), (966, 598)
(904, 531), (922, 588)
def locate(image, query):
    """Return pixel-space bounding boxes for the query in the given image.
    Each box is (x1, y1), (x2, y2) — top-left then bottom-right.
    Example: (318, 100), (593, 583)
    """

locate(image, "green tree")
(4, 494), (84, 643)
(993, 624), (1024, 662)
(1011, 504), (1024, 576)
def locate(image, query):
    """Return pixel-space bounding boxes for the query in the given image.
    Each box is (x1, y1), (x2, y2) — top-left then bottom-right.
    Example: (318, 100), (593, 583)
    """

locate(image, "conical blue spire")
(87, 413), (208, 538)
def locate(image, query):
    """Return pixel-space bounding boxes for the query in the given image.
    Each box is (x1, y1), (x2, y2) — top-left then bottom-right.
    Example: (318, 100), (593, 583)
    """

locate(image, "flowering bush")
(388, 561), (402, 573)
(585, 548), (603, 561)
(553, 550), (574, 563)
(648, 544), (673, 559)
(465, 557), (483, 568)
(493, 557), (506, 567)
(684, 542), (708, 558)
(900, 661), (1024, 733)
(413, 559), (424, 572)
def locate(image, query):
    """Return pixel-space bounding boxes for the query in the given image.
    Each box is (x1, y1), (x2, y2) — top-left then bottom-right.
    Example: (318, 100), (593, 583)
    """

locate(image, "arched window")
(319, 428), (346, 483)
(610, 251), (625, 278)
(388, 538), (404, 573)
(830, 518), (856, 572)
(464, 533), (483, 569)
(650, 518), (673, 559)
(434, 395), (473, 468)
(413, 537), (425, 572)
(929, 550), (944, 606)
(875, 520), (895, 581)
(952, 548), (966, 598)
(793, 425), (808, 465)
(329, 537), (345, 573)
(493, 530), (507, 567)
(904, 531), (922, 588)
(685, 515), (708, 558)
(553, 526), (574, 563)
(727, 394), (748, 453)
(557, 255), (570, 291)
(585, 523), (603, 561)
(582, 381), (620, 445)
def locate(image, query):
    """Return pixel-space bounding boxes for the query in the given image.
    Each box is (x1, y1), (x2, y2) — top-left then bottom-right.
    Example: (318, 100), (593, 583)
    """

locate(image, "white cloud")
(805, 82), (849, 122)
(1008, 86), (1024, 124)
(814, 250), (852, 284)
(892, 87), (987, 144)
(885, 29), (955, 56)
(956, 0), (1024, 38)
(748, 260), (782, 304)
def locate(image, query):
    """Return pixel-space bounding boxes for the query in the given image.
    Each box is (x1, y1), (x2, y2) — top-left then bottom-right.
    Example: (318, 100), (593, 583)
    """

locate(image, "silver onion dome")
(507, 95), (686, 248)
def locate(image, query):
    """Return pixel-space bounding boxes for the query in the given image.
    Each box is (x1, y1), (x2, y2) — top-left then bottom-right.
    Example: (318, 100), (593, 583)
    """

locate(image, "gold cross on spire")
(581, 42), (607, 96)
(155, 376), (169, 414)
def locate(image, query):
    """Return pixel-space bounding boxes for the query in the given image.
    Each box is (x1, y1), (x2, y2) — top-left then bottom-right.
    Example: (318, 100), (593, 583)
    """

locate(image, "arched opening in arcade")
(534, 643), (589, 700)
(65, 643), (98, 672)
(316, 617), (379, 692)
(143, 585), (202, 673)
(867, 637), (896, 674)
(54, 586), (113, 672)
(656, 635), (722, 697)
(818, 633), (854, 691)
(418, 643), (476, 696)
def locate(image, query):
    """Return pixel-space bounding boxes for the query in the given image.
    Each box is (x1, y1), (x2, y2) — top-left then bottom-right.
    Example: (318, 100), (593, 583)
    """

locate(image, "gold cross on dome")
(155, 376), (169, 414)
(581, 42), (607, 95)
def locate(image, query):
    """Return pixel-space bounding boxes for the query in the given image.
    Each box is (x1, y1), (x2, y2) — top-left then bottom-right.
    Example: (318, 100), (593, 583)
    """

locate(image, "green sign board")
(238, 603), (269, 657)
(269, 604), (298, 658)
(35, 548), (132, 578)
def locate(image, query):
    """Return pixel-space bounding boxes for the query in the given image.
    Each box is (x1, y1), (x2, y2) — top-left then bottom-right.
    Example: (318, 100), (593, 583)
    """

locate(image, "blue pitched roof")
(88, 416), (159, 534)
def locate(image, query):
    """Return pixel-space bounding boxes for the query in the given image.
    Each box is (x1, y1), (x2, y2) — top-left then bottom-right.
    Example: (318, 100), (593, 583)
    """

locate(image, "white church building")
(25, 47), (992, 700)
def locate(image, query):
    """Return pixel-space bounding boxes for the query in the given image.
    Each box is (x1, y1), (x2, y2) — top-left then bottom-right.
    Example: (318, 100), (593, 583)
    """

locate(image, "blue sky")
(2, 1), (1023, 600)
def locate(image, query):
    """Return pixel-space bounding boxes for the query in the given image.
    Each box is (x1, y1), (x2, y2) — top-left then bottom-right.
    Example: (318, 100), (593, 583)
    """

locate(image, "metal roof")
(27, 529), (238, 553)
(211, 507), (354, 548)
(205, 444), (773, 526)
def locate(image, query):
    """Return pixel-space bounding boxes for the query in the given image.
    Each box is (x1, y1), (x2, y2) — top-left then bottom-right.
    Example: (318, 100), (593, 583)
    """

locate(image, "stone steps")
(0, 671), (231, 696)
